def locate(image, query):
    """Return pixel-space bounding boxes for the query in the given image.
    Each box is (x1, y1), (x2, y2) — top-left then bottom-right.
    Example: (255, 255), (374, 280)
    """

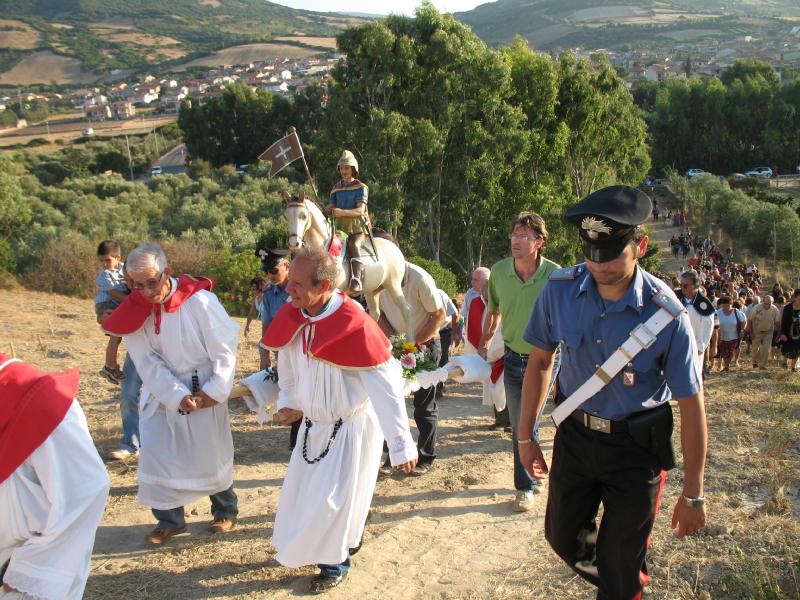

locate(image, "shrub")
(407, 256), (459, 298)
(160, 240), (212, 277)
(209, 248), (262, 316)
(0, 237), (16, 273)
(21, 231), (96, 297)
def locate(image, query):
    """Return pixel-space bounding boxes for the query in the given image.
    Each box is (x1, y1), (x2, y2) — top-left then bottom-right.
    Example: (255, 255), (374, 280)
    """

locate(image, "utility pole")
(125, 134), (134, 181)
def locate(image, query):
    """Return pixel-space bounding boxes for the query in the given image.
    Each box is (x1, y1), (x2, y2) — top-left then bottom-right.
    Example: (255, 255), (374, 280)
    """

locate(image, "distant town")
(1, 20), (800, 134)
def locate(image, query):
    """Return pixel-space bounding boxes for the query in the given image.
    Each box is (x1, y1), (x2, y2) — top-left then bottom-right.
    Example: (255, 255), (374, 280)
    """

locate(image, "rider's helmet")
(336, 150), (359, 178)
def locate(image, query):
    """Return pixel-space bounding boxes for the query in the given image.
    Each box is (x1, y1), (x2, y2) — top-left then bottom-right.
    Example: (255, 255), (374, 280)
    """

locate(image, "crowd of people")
(3, 175), (721, 600)
(668, 223), (800, 373)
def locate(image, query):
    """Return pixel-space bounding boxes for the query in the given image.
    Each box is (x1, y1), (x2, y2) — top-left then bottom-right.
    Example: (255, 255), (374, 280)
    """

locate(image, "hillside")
(0, 0), (360, 83)
(455, 0), (800, 49)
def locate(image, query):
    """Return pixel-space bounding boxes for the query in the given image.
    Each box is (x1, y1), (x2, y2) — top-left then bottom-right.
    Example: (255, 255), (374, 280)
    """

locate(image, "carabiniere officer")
(518, 185), (708, 599)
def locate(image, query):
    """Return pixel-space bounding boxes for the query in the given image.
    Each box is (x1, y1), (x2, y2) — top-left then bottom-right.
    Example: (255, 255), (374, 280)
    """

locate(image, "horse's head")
(283, 190), (309, 252)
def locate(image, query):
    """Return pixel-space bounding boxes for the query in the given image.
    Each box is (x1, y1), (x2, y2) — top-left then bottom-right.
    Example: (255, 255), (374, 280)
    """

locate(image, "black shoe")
(309, 572), (347, 594)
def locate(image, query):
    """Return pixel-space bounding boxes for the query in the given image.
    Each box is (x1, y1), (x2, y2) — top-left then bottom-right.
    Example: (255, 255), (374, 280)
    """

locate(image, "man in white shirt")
(263, 246), (417, 593)
(0, 355), (109, 600)
(103, 243), (240, 545)
(378, 261), (445, 474)
(677, 270), (716, 374)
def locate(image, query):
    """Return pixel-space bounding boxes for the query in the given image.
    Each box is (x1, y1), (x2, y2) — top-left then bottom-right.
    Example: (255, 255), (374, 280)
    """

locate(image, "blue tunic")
(329, 180), (368, 234)
(524, 264), (702, 420)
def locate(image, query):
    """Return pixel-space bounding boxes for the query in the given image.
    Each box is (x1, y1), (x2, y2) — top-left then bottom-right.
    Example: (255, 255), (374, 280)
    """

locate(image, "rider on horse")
(326, 150), (369, 294)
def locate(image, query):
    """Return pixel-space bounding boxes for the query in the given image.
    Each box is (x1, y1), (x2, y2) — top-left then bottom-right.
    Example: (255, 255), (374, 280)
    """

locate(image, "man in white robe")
(263, 246), (417, 593)
(103, 243), (240, 545)
(0, 355), (109, 600)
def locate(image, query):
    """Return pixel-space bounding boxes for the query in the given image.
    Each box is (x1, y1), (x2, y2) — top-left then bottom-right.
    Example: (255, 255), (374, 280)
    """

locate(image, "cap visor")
(581, 239), (628, 263)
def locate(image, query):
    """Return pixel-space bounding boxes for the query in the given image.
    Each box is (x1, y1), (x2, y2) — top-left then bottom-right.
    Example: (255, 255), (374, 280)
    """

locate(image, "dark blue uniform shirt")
(524, 264), (702, 420)
(261, 283), (290, 327)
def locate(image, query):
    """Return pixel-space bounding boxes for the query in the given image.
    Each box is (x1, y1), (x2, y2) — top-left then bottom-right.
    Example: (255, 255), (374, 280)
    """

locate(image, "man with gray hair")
(263, 246), (417, 593)
(103, 243), (240, 545)
(677, 269), (715, 374)
(748, 294), (779, 369)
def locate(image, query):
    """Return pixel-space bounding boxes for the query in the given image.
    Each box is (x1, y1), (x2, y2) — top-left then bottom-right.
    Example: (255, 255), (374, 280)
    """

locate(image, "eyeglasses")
(680, 283), (693, 289)
(509, 234), (539, 242)
(130, 271), (165, 291)
(268, 267), (280, 275)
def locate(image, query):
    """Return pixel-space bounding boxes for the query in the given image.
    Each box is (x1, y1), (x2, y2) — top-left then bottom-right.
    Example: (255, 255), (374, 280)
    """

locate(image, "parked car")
(686, 168), (704, 178)
(236, 164), (247, 174)
(82, 127), (94, 136)
(150, 166), (163, 175)
(745, 167), (773, 179)
(730, 173), (747, 180)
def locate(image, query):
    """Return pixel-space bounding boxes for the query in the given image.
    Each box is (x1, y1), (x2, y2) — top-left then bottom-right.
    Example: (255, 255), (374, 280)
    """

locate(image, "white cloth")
(717, 308), (746, 342)
(123, 281), (239, 510)
(684, 297), (714, 353)
(272, 293), (417, 568)
(462, 304), (506, 411)
(0, 401), (109, 600)
(239, 370), (280, 425)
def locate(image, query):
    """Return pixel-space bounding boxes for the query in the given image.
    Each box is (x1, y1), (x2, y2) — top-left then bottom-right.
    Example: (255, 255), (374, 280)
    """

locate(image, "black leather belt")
(569, 409), (629, 434)
(505, 346), (529, 358)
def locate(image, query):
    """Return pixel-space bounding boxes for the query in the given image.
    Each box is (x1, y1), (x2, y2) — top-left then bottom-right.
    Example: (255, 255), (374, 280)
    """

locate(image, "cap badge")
(581, 217), (612, 240)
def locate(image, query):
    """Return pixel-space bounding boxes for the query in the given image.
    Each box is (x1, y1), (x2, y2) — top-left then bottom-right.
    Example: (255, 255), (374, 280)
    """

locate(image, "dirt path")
(1, 286), (797, 599)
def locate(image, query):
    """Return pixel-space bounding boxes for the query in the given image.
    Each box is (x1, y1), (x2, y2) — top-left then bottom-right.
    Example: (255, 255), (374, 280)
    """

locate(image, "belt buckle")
(587, 414), (611, 433)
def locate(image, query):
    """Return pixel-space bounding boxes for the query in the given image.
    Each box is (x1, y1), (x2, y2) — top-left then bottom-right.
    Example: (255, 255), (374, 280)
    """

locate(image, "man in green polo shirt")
(479, 211), (560, 512)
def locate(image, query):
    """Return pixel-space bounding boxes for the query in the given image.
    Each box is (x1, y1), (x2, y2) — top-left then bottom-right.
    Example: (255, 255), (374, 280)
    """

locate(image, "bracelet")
(517, 438), (533, 445)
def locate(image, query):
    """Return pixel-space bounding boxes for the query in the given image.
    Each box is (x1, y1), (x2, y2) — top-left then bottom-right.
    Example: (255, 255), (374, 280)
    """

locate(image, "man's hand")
(477, 341), (489, 360)
(179, 395), (198, 413)
(671, 496), (706, 538)
(179, 391), (219, 412)
(519, 440), (549, 480)
(394, 457), (418, 474)
(276, 407), (303, 423)
(3, 583), (19, 593)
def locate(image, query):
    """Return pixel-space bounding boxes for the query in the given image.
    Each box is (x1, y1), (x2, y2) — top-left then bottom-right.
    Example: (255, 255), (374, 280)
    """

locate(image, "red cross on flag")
(258, 130), (304, 178)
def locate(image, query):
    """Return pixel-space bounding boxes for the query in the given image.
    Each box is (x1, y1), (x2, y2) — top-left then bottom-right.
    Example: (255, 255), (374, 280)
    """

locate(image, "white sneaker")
(109, 448), (138, 461)
(512, 490), (536, 512)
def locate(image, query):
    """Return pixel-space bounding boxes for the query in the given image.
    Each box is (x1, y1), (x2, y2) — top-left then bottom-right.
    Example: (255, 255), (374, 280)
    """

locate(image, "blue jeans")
(151, 486), (238, 529)
(504, 347), (561, 491)
(318, 556), (351, 578)
(119, 355), (141, 452)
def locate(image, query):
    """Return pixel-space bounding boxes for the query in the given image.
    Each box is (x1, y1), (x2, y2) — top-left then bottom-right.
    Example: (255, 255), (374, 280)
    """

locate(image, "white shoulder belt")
(550, 291), (685, 427)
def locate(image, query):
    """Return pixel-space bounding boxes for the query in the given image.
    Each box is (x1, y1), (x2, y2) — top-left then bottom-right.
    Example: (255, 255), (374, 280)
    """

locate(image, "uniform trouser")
(119, 355), (141, 452)
(751, 330), (774, 367)
(439, 327), (452, 368)
(545, 418), (666, 600)
(413, 338), (442, 465)
(152, 485), (239, 529)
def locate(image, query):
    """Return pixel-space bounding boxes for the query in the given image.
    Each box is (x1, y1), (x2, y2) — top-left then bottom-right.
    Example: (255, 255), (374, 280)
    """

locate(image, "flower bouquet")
(390, 335), (439, 380)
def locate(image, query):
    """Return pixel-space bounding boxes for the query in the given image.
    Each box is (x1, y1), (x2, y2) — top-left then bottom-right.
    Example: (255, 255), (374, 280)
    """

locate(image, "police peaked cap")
(257, 247), (290, 271)
(564, 185), (652, 263)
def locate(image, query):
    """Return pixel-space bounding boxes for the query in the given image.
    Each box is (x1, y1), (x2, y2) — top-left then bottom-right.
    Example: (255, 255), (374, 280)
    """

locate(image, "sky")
(268, 0), (493, 16)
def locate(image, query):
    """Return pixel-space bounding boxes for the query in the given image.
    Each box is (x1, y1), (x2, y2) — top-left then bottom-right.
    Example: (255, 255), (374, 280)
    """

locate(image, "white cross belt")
(550, 291), (684, 427)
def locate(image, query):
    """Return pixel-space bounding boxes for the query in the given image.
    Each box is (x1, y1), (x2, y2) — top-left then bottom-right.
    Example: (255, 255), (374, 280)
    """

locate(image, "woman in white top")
(714, 296), (747, 372)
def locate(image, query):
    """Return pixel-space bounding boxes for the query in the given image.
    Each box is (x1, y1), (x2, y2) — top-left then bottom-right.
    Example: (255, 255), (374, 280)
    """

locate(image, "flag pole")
(289, 126), (320, 204)
(288, 126), (335, 251)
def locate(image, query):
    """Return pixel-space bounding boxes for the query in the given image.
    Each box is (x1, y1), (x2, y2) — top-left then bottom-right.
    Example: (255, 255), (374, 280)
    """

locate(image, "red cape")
(103, 274), (214, 335)
(0, 354), (79, 484)
(466, 295), (486, 349)
(262, 294), (391, 369)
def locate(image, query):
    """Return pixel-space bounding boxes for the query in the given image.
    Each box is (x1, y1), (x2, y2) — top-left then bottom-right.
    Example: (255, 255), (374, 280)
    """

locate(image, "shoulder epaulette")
(331, 180), (367, 194)
(548, 264), (586, 281)
(691, 292), (715, 316)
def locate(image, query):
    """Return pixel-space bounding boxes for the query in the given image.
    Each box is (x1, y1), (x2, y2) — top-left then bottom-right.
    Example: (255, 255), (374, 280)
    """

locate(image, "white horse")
(283, 191), (414, 341)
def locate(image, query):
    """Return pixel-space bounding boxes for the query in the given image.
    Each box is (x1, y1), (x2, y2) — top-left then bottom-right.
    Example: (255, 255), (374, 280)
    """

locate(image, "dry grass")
(175, 43), (321, 70)
(0, 19), (41, 50)
(273, 36), (337, 48)
(0, 51), (99, 85)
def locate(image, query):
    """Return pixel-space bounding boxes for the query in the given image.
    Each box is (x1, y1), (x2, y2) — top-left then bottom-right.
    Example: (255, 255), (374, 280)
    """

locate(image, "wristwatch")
(683, 495), (706, 509)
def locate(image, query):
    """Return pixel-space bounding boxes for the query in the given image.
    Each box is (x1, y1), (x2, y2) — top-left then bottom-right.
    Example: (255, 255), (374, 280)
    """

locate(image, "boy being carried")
(95, 240), (129, 384)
